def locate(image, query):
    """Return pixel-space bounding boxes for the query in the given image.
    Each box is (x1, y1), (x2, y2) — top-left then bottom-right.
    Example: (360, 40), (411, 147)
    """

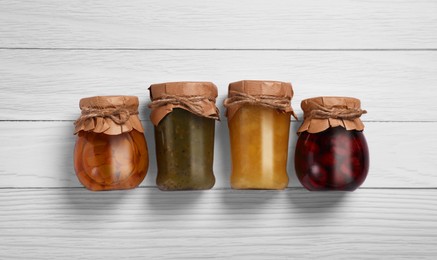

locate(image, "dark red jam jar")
(295, 97), (369, 191)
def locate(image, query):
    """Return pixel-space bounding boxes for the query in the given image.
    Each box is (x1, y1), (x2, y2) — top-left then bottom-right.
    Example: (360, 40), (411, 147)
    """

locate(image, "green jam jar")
(148, 82), (220, 191)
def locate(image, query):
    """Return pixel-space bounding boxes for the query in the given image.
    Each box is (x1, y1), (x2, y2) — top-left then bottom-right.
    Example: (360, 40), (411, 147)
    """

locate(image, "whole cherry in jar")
(295, 97), (369, 191)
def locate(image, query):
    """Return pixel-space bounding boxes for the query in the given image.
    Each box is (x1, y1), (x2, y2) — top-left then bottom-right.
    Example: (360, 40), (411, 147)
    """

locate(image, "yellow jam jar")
(224, 80), (297, 190)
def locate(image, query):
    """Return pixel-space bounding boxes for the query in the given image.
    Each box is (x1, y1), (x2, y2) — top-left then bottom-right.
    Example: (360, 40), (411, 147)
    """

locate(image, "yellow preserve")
(229, 104), (290, 189)
(224, 80), (296, 190)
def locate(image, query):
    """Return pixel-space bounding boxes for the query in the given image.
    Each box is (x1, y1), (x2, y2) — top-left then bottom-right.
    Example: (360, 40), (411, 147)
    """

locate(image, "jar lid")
(224, 80), (296, 120)
(79, 95), (139, 110)
(298, 96), (367, 134)
(74, 96), (144, 135)
(149, 81), (218, 100)
(148, 82), (219, 126)
(228, 80), (293, 98)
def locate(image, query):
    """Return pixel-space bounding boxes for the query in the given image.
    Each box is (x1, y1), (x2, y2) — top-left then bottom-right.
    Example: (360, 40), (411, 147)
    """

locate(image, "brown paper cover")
(225, 80), (296, 120)
(74, 96), (144, 135)
(297, 96), (366, 134)
(148, 82), (219, 126)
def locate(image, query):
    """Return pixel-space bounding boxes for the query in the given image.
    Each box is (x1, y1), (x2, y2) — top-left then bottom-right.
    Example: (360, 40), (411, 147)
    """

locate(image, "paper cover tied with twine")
(74, 96), (144, 135)
(148, 82), (220, 126)
(298, 96), (367, 134)
(224, 80), (297, 121)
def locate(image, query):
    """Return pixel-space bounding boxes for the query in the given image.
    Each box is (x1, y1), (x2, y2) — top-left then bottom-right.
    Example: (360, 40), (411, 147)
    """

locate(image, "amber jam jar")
(295, 97), (369, 191)
(148, 82), (220, 191)
(73, 96), (149, 191)
(224, 80), (297, 190)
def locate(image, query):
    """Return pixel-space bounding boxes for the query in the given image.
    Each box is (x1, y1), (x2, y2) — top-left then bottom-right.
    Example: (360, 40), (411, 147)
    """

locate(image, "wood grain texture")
(1, 0), (436, 258)
(1, 49), (437, 121)
(0, 121), (435, 188)
(0, 0), (436, 49)
(0, 189), (436, 259)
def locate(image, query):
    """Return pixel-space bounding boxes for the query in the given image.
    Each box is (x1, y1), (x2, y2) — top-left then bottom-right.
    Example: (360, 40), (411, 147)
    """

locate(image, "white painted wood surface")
(0, 0), (436, 258)
(1, 0), (436, 49)
(1, 50), (437, 121)
(0, 189), (436, 259)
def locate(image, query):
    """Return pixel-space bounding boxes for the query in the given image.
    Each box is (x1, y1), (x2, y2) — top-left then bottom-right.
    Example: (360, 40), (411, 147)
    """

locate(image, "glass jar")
(224, 80), (297, 189)
(73, 96), (149, 191)
(148, 82), (220, 191)
(295, 96), (369, 191)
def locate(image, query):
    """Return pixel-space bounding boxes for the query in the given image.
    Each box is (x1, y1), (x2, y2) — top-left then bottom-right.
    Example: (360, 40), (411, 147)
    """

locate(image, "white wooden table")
(1, 0), (436, 259)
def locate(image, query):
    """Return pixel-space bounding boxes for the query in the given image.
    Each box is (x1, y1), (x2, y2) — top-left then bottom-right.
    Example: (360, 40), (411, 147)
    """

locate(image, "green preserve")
(148, 82), (220, 191)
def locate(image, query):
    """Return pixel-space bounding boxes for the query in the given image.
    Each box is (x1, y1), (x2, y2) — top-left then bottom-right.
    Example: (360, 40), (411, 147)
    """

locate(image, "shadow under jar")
(74, 96), (149, 191)
(148, 82), (220, 191)
(295, 97), (369, 191)
(224, 80), (297, 190)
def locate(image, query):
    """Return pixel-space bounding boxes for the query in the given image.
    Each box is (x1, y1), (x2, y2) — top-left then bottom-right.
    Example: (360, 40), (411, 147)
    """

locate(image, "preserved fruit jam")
(148, 82), (220, 191)
(74, 96), (149, 191)
(295, 97), (369, 191)
(224, 80), (297, 190)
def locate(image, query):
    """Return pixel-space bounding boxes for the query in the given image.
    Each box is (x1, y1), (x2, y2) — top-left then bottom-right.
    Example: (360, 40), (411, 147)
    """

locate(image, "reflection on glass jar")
(224, 80), (297, 190)
(149, 82), (220, 191)
(73, 96), (149, 191)
(295, 96), (369, 191)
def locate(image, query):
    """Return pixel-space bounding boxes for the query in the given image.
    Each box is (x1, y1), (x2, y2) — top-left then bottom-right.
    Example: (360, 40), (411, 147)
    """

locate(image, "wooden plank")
(0, 0), (436, 49)
(1, 50), (436, 121)
(0, 121), (435, 188)
(0, 189), (436, 259)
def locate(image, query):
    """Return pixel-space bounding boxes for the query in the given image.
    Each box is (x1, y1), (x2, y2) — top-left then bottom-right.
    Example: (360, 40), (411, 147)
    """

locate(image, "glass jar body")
(154, 108), (216, 190)
(229, 104), (290, 189)
(74, 130), (149, 191)
(295, 127), (369, 191)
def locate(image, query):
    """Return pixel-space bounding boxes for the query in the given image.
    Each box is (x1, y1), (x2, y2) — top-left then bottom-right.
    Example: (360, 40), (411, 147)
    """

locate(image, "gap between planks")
(0, 187), (436, 190)
(1, 120), (437, 123)
(1, 47), (437, 51)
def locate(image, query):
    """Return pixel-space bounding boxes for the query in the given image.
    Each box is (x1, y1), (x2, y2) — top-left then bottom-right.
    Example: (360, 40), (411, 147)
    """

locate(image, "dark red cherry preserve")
(295, 97), (369, 191)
